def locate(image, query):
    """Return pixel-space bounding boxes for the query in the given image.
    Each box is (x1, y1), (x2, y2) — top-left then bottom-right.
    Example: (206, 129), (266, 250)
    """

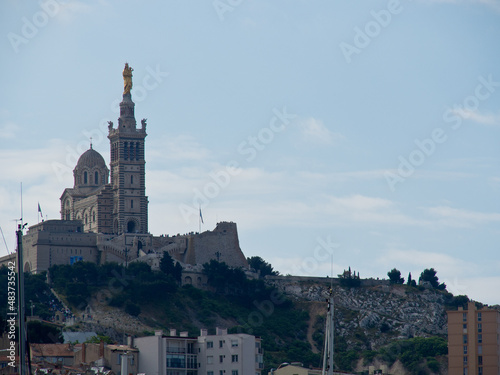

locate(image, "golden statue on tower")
(123, 63), (133, 95)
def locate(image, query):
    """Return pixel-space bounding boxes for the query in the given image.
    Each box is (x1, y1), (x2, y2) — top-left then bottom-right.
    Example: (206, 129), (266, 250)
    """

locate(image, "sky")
(1, 0), (499, 304)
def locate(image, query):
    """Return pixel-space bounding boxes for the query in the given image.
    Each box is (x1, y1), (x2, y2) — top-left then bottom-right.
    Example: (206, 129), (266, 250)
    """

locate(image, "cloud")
(297, 117), (344, 145)
(451, 108), (500, 126)
(0, 122), (19, 139)
(424, 205), (500, 227)
(54, 1), (93, 24)
(148, 134), (212, 164)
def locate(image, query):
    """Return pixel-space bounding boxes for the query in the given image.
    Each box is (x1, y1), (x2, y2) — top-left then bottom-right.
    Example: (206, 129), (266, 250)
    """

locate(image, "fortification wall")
(264, 275), (390, 291)
(187, 222), (248, 269)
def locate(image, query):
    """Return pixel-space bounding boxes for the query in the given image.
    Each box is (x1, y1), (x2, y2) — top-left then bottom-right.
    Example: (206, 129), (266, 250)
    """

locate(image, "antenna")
(0, 226), (10, 255)
(20, 182), (24, 228)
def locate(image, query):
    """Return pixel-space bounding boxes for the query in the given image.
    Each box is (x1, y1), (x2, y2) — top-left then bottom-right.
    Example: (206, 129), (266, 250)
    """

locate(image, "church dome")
(76, 148), (107, 170)
(73, 146), (110, 190)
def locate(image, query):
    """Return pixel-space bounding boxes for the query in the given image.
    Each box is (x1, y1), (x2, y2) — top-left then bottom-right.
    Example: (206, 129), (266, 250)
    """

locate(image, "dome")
(73, 147), (110, 190)
(76, 147), (107, 170)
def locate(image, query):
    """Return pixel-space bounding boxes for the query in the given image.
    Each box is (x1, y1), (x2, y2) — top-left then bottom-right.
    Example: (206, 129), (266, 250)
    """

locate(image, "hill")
(0, 261), (482, 374)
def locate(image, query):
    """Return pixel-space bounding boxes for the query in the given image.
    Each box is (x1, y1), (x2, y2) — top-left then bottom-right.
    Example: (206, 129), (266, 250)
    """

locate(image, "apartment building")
(135, 328), (263, 375)
(135, 329), (198, 375)
(447, 301), (500, 375)
(198, 328), (264, 375)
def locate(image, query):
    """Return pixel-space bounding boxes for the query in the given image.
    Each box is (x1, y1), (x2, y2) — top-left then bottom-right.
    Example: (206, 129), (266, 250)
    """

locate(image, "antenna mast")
(322, 256), (335, 375)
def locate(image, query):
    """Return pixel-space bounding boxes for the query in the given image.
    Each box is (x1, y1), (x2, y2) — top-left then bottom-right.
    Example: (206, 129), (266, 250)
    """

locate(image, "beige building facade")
(448, 301), (500, 375)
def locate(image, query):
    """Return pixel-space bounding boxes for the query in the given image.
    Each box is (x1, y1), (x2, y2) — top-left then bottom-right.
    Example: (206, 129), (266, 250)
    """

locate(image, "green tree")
(160, 252), (182, 282)
(407, 272), (416, 287)
(85, 334), (114, 344)
(125, 301), (141, 316)
(247, 256), (279, 278)
(419, 268), (446, 290)
(387, 268), (404, 284)
(27, 321), (63, 343)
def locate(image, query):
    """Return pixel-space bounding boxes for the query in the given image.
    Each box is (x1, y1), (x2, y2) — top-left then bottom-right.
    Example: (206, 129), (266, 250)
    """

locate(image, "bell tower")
(107, 63), (148, 234)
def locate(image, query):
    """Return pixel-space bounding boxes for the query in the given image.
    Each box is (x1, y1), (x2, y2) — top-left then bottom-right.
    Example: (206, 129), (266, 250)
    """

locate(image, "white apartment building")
(198, 328), (264, 375)
(135, 329), (198, 375)
(134, 328), (263, 375)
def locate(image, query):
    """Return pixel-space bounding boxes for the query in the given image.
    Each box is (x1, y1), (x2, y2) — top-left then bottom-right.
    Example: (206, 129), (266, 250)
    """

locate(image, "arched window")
(130, 142), (135, 160)
(84, 171), (88, 184)
(93, 211), (96, 222)
(95, 171), (99, 184)
(85, 214), (88, 224)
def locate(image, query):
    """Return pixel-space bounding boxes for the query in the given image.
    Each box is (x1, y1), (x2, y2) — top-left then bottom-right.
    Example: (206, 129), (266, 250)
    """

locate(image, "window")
(463, 312), (467, 322)
(84, 171), (88, 184)
(219, 340), (224, 348)
(463, 335), (468, 344)
(131, 175), (134, 184)
(95, 171), (99, 184)
(232, 371), (238, 375)
(463, 356), (468, 365)
(207, 356), (213, 364)
(478, 345), (482, 354)
(463, 368), (468, 375)
(478, 323), (482, 333)
(478, 334), (482, 343)
(219, 355), (224, 363)
(220, 371), (224, 375)
(131, 200), (134, 209)
(207, 341), (213, 349)
(231, 339), (238, 347)
(463, 324), (467, 329)
(231, 355), (238, 363)
(478, 312), (482, 321)
(478, 367), (483, 375)
(207, 372), (213, 375)
(478, 356), (482, 365)
(463, 346), (467, 355)
(166, 354), (185, 368)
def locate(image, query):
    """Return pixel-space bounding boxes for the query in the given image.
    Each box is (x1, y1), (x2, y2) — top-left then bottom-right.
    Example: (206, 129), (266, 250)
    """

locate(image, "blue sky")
(1, 0), (500, 304)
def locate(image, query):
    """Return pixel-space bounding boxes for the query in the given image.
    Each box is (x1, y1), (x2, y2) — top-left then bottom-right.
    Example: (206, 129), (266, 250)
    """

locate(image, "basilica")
(0, 64), (248, 278)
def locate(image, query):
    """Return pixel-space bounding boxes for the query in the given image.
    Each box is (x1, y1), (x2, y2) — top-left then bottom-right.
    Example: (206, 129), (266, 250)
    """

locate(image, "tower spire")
(108, 63), (148, 235)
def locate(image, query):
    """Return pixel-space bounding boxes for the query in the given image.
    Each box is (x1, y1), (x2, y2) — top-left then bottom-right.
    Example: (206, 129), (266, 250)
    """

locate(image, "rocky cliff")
(265, 276), (448, 352)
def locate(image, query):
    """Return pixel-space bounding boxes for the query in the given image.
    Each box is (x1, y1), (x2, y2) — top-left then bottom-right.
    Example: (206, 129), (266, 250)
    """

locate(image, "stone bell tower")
(107, 63), (148, 235)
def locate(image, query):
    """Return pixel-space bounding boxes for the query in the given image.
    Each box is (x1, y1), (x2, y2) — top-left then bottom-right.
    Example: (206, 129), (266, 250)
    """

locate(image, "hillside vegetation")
(1, 260), (472, 374)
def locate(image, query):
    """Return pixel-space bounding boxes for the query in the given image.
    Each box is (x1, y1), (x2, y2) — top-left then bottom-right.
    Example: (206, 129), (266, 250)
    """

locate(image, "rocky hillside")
(266, 276), (448, 351)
